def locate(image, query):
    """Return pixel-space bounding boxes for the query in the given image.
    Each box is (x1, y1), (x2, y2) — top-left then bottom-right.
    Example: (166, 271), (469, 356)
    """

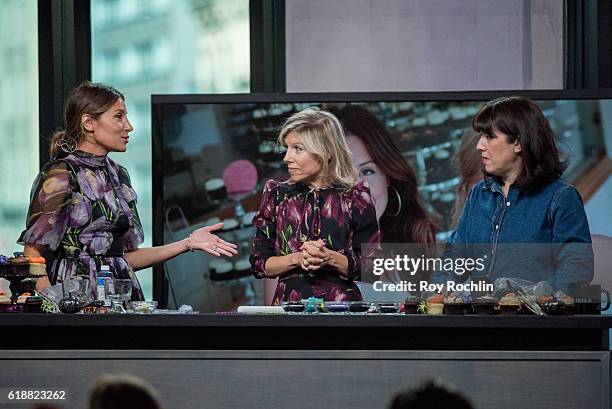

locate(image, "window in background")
(0, 1), (39, 256)
(286, 0), (565, 92)
(91, 0), (250, 299)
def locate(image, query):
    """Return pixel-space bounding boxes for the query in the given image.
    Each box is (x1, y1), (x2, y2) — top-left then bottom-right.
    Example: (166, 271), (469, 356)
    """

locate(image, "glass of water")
(110, 279), (132, 313)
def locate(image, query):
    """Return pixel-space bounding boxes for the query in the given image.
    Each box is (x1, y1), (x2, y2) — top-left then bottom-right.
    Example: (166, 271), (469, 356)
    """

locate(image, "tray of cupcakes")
(402, 285), (585, 316)
(0, 253), (47, 313)
(208, 258), (254, 282)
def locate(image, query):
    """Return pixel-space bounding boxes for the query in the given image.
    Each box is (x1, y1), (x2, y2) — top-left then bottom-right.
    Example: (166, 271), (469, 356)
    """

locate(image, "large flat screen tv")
(152, 90), (611, 311)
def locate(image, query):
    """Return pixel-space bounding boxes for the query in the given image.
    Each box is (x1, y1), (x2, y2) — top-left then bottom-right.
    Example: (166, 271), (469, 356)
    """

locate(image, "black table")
(2, 313), (611, 350)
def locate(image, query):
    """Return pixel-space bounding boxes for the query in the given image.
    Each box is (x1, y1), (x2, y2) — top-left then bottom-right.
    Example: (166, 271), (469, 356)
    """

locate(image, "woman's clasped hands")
(299, 239), (332, 271)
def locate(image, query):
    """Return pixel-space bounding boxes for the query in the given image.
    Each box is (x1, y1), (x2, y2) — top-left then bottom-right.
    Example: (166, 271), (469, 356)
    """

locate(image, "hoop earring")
(57, 134), (77, 154)
(389, 185), (402, 217)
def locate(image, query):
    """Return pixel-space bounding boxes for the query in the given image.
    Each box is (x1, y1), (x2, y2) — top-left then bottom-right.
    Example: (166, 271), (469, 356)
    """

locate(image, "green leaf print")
(263, 225), (270, 239)
(64, 245), (80, 257)
(280, 225), (294, 256)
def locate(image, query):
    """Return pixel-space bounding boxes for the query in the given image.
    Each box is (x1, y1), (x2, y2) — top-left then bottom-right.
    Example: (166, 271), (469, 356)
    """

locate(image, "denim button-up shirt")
(437, 177), (593, 293)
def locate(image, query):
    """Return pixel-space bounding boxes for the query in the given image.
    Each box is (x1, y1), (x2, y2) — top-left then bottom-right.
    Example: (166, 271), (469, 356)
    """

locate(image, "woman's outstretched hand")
(188, 223), (238, 257)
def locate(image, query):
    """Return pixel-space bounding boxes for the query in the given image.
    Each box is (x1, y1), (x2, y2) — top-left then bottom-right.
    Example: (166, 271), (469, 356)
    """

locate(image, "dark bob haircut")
(473, 96), (567, 193)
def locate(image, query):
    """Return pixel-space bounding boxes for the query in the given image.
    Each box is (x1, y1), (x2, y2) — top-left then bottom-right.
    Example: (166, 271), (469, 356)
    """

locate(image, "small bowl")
(349, 301), (370, 313)
(131, 301), (158, 314)
(325, 302), (349, 313)
(377, 302), (400, 314)
(282, 301), (305, 313)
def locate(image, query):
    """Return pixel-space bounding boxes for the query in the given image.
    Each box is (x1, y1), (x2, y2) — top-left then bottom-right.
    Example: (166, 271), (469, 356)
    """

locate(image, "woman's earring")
(58, 134), (77, 154)
(389, 185), (402, 217)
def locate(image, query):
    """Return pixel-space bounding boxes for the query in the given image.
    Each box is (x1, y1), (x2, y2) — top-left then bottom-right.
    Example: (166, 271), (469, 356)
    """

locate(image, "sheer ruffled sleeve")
(250, 179), (279, 278)
(18, 161), (74, 250)
(117, 165), (144, 252)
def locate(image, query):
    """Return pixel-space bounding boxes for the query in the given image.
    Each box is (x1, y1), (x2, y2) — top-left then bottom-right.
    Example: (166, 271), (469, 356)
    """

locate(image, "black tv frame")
(151, 89), (612, 306)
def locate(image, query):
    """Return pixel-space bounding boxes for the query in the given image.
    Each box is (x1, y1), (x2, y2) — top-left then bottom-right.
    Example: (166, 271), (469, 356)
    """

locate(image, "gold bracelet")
(186, 234), (194, 252)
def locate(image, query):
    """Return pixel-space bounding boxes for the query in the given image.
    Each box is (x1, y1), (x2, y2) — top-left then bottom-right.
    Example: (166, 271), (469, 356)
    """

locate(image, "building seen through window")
(0, 1), (39, 257)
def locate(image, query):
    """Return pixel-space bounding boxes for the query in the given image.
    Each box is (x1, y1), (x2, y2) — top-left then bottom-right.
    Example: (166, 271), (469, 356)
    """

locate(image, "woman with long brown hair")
(19, 82), (236, 299)
(328, 104), (436, 245)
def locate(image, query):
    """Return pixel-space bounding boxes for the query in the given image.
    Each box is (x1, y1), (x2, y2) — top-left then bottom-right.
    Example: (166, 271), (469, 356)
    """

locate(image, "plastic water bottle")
(97, 265), (113, 307)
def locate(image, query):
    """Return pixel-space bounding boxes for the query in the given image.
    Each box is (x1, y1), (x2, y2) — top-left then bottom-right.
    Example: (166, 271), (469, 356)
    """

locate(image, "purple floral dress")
(18, 150), (145, 300)
(250, 179), (380, 304)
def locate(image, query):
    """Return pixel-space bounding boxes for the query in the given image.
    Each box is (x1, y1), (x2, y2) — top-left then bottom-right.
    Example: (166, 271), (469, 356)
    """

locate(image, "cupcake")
(209, 260), (233, 275)
(427, 110), (449, 125)
(559, 296), (575, 315)
(0, 293), (11, 312)
(404, 295), (421, 314)
(541, 300), (565, 315)
(444, 293), (472, 315)
(242, 211), (257, 226)
(205, 178), (227, 201)
(17, 292), (32, 304)
(208, 260), (234, 282)
(221, 218), (239, 231)
(538, 295), (554, 306)
(499, 293), (521, 315)
(473, 296), (497, 315)
(426, 294), (445, 315)
(0, 297), (16, 313)
(258, 140), (279, 163)
(233, 259), (251, 277)
(412, 117), (427, 127)
(29, 263), (47, 277)
(24, 296), (43, 313)
(9, 255), (29, 264)
(518, 296), (539, 315)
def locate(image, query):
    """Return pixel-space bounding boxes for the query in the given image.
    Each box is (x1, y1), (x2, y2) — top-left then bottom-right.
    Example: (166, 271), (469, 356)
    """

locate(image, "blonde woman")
(250, 107), (380, 303)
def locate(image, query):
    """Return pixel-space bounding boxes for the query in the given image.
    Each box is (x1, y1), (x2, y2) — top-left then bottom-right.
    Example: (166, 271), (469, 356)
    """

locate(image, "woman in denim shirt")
(442, 96), (593, 294)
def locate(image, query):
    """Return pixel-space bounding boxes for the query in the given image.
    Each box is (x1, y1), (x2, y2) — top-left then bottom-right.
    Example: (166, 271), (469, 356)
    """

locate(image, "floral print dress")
(250, 179), (380, 304)
(19, 150), (145, 300)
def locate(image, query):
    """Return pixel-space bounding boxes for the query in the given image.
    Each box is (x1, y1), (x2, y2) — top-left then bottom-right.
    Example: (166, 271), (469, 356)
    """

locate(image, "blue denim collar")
(482, 176), (504, 194)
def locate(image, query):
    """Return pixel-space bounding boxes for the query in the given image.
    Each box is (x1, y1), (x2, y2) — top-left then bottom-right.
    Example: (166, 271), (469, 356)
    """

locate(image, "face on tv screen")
(154, 95), (610, 312)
